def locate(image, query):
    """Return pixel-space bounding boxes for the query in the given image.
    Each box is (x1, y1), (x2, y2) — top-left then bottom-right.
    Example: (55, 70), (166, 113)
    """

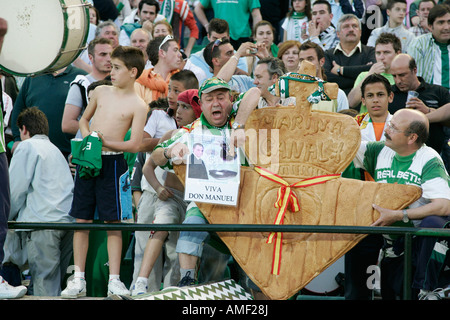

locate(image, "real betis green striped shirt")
(353, 141), (450, 210)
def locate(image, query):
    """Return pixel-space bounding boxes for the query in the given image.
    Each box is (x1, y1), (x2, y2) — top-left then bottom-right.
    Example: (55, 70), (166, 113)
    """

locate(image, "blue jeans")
(176, 215), (210, 258)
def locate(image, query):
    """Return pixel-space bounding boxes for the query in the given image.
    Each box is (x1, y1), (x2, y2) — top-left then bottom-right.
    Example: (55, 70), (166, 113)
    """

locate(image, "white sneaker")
(0, 276), (27, 299)
(108, 279), (130, 297)
(131, 280), (148, 296)
(419, 285), (450, 300)
(61, 278), (87, 299)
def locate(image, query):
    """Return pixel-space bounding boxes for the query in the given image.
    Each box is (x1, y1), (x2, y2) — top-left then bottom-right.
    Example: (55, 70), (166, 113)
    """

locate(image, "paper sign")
(184, 133), (240, 206)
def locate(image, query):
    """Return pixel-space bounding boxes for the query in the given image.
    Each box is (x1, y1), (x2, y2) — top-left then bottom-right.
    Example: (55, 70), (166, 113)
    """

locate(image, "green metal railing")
(8, 221), (450, 300)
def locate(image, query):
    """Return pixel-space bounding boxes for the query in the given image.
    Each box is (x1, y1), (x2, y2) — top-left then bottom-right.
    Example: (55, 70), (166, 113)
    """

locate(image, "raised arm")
(194, 2), (209, 30)
(234, 87), (261, 125)
(216, 42), (256, 83)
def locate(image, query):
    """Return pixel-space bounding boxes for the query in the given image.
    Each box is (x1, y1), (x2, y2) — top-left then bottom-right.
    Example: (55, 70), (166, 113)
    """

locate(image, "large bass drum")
(0, 0), (89, 76)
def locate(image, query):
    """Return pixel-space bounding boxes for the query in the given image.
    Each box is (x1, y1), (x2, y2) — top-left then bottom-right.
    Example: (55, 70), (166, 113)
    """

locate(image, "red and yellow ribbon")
(254, 166), (340, 275)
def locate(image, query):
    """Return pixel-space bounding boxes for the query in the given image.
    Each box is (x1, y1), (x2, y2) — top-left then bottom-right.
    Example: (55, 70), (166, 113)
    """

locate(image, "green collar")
(199, 113), (230, 135)
(292, 11), (306, 19)
(394, 150), (417, 162)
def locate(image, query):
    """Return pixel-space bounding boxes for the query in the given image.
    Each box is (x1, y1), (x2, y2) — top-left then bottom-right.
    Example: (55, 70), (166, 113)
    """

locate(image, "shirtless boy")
(62, 46), (148, 298)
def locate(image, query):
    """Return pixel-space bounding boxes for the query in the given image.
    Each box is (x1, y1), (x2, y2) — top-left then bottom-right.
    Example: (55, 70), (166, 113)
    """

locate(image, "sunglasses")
(159, 35), (174, 50)
(211, 38), (223, 54)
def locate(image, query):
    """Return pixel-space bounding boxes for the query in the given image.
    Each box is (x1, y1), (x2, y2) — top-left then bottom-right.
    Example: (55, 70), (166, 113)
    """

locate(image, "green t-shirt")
(354, 141), (450, 218)
(353, 141), (450, 243)
(200, 0), (261, 40)
(71, 132), (103, 179)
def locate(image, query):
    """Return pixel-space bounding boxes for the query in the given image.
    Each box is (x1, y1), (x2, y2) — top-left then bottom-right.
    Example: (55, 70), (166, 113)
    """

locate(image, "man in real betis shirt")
(352, 108), (450, 300)
(151, 77), (260, 288)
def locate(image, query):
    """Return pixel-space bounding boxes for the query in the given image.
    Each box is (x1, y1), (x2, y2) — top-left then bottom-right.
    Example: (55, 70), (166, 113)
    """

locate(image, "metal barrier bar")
(8, 222), (450, 300)
(8, 222), (450, 236)
(403, 233), (413, 300)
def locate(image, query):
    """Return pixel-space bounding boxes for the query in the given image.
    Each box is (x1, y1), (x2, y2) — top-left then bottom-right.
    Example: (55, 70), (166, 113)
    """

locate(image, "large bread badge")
(174, 61), (422, 300)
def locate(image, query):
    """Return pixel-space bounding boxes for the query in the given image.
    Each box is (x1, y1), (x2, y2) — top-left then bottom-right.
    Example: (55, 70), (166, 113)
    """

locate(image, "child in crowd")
(131, 89), (202, 296)
(61, 46), (148, 299)
(130, 70), (199, 293)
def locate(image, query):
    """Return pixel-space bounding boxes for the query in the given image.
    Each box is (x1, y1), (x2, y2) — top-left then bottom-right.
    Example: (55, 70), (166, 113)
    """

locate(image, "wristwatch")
(337, 67), (341, 75)
(163, 147), (171, 160)
(232, 121), (245, 130)
(402, 209), (409, 223)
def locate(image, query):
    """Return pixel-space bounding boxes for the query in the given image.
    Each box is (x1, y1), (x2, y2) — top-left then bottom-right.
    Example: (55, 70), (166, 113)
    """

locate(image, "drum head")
(304, 256), (345, 295)
(0, 0), (88, 76)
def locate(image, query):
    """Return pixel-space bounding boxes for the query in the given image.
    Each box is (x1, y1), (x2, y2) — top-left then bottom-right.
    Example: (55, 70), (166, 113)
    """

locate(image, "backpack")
(70, 74), (90, 114)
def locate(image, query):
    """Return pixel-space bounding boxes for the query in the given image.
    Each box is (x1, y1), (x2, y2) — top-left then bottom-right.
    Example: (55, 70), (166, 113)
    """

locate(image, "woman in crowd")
(277, 40), (301, 73)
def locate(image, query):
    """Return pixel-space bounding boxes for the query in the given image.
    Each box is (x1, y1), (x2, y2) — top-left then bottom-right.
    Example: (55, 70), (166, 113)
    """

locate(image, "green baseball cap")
(198, 77), (231, 98)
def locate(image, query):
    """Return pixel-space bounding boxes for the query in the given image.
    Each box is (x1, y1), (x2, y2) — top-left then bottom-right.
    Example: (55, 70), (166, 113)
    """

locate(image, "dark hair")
(375, 32), (402, 53)
(428, 4), (450, 26)
(170, 69), (199, 90)
(147, 35), (177, 65)
(287, 0), (312, 20)
(149, 97), (169, 113)
(299, 40), (325, 61)
(299, 41), (326, 78)
(256, 57), (286, 78)
(253, 20), (276, 42)
(338, 108), (359, 117)
(407, 55), (417, 71)
(139, 0), (159, 12)
(203, 38), (231, 69)
(406, 120), (429, 146)
(111, 46), (145, 79)
(360, 73), (392, 97)
(386, 0), (407, 11)
(17, 107), (49, 137)
(87, 79), (112, 94)
(418, 0), (436, 9)
(88, 37), (113, 56)
(312, 0), (332, 14)
(208, 18), (229, 36)
(88, 4), (100, 25)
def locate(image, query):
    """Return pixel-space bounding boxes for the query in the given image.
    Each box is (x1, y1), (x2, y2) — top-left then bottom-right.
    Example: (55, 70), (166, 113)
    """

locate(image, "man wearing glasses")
(351, 101), (450, 299)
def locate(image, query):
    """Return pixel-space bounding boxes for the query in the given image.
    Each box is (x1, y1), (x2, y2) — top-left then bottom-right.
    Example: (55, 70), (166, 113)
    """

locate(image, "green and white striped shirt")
(353, 141), (450, 221)
(408, 33), (450, 89)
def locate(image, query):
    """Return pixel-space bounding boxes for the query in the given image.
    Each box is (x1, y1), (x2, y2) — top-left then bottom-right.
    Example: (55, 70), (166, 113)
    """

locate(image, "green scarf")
(291, 11), (306, 19)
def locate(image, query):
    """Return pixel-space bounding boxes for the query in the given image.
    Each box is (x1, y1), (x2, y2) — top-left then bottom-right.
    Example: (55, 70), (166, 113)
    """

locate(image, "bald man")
(389, 54), (450, 167)
(130, 28), (152, 69)
(352, 108), (450, 300)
